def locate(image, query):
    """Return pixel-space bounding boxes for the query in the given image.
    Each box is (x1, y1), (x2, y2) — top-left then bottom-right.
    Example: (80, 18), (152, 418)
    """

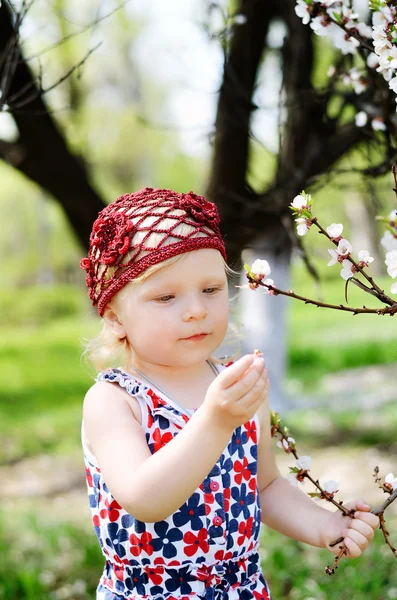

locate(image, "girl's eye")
(156, 295), (174, 303)
(203, 287), (220, 294)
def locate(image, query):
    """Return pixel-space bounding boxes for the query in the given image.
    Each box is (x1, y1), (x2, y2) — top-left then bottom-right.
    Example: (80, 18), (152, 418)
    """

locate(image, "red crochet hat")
(80, 187), (227, 316)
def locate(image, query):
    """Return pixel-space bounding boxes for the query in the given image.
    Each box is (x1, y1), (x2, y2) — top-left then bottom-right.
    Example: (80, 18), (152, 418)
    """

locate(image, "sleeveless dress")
(82, 366), (272, 600)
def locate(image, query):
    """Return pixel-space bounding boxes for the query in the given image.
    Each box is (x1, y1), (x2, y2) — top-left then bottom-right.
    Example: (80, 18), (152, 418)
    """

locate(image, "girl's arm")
(256, 399), (379, 556)
(83, 354), (266, 522)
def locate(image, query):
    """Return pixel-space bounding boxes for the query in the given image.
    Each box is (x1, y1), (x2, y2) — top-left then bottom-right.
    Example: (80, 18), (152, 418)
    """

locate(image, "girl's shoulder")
(83, 372), (142, 425)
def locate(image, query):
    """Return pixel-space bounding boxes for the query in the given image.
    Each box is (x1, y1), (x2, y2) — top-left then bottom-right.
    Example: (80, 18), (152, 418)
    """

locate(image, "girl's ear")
(103, 306), (126, 339)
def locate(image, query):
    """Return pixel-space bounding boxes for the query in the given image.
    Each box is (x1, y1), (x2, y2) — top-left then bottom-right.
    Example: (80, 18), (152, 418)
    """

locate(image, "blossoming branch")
(270, 411), (397, 575)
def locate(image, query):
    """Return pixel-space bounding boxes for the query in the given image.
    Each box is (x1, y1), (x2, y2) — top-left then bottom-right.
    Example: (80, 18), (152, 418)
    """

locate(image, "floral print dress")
(82, 367), (271, 600)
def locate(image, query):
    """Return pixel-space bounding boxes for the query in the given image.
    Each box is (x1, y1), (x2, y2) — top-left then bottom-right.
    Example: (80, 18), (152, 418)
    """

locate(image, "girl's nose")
(182, 296), (208, 321)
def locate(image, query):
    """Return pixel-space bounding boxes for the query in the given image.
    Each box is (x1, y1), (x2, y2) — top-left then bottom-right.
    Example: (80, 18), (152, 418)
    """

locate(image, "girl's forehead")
(150, 249), (225, 282)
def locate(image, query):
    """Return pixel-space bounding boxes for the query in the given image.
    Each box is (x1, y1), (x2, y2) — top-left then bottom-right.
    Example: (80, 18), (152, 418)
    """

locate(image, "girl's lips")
(183, 333), (208, 340)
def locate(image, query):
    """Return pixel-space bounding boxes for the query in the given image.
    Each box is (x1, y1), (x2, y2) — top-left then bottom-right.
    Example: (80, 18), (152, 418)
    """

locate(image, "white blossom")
(327, 65), (336, 77)
(387, 47), (397, 69)
(251, 259), (271, 278)
(389, 77), (397, 93)
(327, 248), (339, 266)
(352, 78), (367, 94)
(296, 456), (312, 471)
(291, 194), (308, 210)
(385, 473), (397, 490)
(389, 210), (397, 221)
(331, 27), (360, 55)
(310, 16), (333, 37)
(385, 249), (397, 278)
(355, 111), (368, 127)
(356, 21), (373, 39)
(373, 6), (395, 27)
(340, 259), (354, 280)
(326, 223), (343, 239)
(277, 437), (295, 450)
(234, 14), (247, 25)
(262, 278), (275, 294)
(337, 238), (352, 257)
(295, 0), (311, 25)
(323, 480), (339, 494)
(367, 52), (380, 69)
(357, 249), (374, 266)
(381, 230), (397, 251)
(372, 117), (387, 131)
(295, 217), (310, 236)
(391, 282), (397, 294)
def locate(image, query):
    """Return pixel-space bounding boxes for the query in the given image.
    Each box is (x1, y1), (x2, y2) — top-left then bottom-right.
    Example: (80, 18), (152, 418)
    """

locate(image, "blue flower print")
(106, 523), (129, 558)
(124, 568), (148, 595)
(164, 566), (195, 595)
(247, 551), (260, 578)
(219, 454), (233, 488)
(158, 414), (169, 431)
(227, 427), (248, 459)
(225, 517), (239, 551)
(151, 521), (183, 558)
(173, 492), (206, 531)
(250, 444), (258, 461)
(231, 483), (255, 519)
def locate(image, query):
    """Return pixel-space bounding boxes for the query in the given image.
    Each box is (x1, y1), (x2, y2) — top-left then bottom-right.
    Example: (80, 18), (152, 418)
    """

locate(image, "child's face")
(115, 249), (229, 369)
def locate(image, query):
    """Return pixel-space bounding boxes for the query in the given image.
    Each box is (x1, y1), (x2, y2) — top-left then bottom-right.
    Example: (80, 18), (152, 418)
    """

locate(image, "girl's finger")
(355, 511), (380, 531)
(348, 519), (374, 540)
(241, 377), (267, 409)
(343, 528), (368, 550)
(227, 361), (265, 398)
(343, 537), (361, 559)
(219, 355), (255, 388)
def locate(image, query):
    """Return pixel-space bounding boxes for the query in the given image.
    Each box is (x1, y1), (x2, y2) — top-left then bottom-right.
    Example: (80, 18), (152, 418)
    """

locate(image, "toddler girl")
(80, 187), (378, 600)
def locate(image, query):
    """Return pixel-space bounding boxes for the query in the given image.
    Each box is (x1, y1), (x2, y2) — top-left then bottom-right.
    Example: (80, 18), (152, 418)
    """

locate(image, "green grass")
(261, 524), (397, 600)
(1, 505), (395, 600)
(287, 270), (397, 387)
(0, 281), (396, 599)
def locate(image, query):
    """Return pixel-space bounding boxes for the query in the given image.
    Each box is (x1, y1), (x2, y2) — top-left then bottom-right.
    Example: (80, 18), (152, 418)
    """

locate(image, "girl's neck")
(122, 358), (217, 412)
(124, 358), (212, 387)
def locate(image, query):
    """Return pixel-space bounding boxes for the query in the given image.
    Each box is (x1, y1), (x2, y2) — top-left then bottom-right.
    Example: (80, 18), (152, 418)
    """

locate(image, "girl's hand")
(320, 499), (379, 558)
(202, 354), (269, 432)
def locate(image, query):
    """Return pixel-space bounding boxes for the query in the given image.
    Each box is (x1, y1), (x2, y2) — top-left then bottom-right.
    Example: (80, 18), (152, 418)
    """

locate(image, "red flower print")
(85, 467), (93, 488)
(147, 389), (167, 409)
(214, 549), (224, 561)
(237, 516), (254, 546)
(234, 457), (251, 485)
(183, 528), (209, 557)
(223, 487), (231, 511)
(92, 514), (100, 527)
(253, 587), (271, 600)
(144, 564), (165, 585)
(244, 421), (257, 443)
(103, 577), (114, 589)
(147, 407), (154, 428)
(152, 427), (173, 452)
(129, 532), (154, 557)
(114, 565), (125, 582)
(99, 498), (122, 522)
(249, 477), (257, 498)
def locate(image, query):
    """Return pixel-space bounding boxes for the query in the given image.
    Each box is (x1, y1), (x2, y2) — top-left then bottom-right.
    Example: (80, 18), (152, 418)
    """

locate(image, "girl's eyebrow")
(142, 275), (225, 295)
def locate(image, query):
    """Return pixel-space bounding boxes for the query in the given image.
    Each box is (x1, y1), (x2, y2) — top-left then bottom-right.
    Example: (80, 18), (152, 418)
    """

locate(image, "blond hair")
(82, 211), (240, 372)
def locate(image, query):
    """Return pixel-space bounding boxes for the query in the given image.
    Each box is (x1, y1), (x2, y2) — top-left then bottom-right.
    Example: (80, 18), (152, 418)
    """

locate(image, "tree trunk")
(0, 1), (105, 251)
